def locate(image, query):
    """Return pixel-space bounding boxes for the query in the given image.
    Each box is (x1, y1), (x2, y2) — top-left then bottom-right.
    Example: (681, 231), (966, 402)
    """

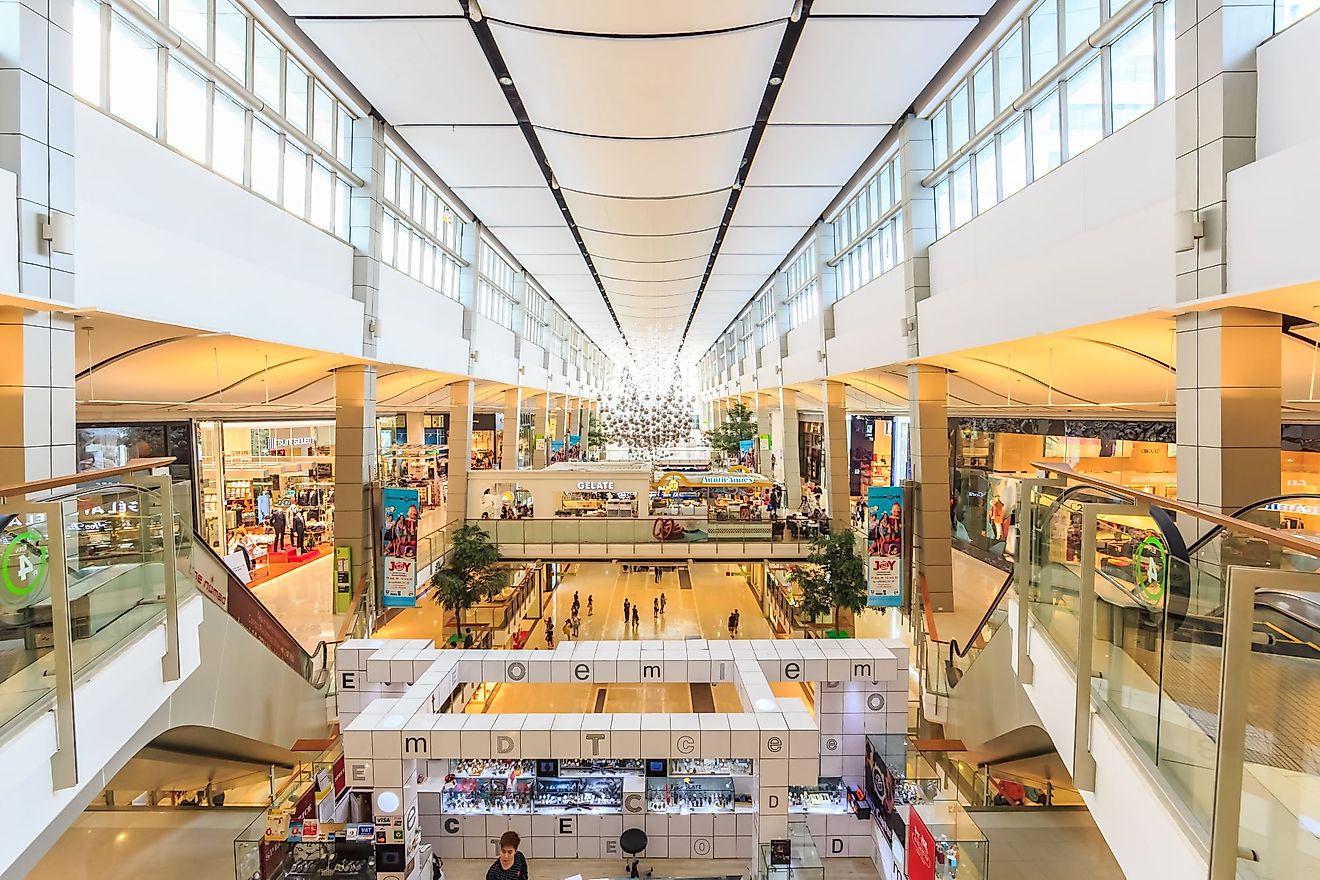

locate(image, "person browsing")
(487, 831), (527, 880)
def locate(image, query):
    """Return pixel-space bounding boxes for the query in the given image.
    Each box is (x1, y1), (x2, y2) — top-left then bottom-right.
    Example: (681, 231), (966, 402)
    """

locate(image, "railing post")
(45, 500), (78, 789)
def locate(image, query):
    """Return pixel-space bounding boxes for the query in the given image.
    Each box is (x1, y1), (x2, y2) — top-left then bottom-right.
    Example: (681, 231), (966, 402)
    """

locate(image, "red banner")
(332, 754), (347, 797)
(906, 806), (936, 880)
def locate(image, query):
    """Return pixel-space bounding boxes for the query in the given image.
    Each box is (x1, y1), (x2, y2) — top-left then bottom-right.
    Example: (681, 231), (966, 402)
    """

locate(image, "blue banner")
(865, 485), (904, 607)
(381, 486), (420, 607)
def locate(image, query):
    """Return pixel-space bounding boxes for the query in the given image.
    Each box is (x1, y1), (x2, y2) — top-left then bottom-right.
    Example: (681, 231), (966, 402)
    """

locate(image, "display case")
(645, 776), (734, 813)
(559, 758), (643, 776)
(669, 758), (753, 776)
(443, 777), (534, 814)
(789, 779), (848, 813)
(533, 776), (624, 813)
(448, 759), (535, 778)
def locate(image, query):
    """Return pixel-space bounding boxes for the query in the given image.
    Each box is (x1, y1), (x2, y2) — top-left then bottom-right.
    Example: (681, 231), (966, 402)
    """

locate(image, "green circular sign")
(1133, 534), (1168, 605)
(2, 530), (49, 601)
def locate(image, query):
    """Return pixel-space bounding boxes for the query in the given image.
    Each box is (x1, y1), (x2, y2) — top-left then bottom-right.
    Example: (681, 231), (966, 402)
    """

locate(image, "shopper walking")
(486, 832), (528, 880)
(653, 597), (660, 620)
(733, 608), (741, 636)
(562, 617), (573, 642)
(623, 597), (631, 624)
(544, 617), (554, 648)
(654, 565), (662, 584)
(659, 592), (666, 615)
(632, 605), (639, 630)
(727, 611), (736, 639)
(571, 616), (581, 639)
(587, 594), (594, 616)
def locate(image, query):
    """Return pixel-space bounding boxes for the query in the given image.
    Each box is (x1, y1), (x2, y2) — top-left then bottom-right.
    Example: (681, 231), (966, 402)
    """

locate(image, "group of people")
(545, 590), (595, 647)
(726, 608), (742, 638)
(621, 591), (667, 631)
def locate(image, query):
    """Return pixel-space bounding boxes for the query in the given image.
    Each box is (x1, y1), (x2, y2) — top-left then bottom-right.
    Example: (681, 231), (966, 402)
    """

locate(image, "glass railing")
(1018, 463), (1320, 880)
(464, 516), (817, 549)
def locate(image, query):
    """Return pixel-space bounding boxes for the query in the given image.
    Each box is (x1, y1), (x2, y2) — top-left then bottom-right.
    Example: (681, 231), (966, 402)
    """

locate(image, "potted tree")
(791, 529), (866, 637)
(704, 402), (759, 465)
(430, 524), (506, 644)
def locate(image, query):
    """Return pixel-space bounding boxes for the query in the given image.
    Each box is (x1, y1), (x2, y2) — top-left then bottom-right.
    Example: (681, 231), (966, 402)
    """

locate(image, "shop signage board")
(865, 485), (904, 607)
(381, 487), (420, 608)
(906, 806), (936, 880)
(334, 546), (353, 613)
(1, 518), (50, 609)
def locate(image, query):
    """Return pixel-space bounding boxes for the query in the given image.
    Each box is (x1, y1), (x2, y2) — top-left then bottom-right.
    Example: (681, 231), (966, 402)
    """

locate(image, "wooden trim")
(0, 457), (177, 499)
(1032, 461), (1320, 558)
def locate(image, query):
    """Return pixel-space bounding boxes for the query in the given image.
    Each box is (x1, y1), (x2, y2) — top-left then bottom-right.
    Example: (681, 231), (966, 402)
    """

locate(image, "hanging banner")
(381, 487), (420, 607)
(333, 546), (353, 613)
(865, 485), (904, 607)
(906, 805), (937, 880)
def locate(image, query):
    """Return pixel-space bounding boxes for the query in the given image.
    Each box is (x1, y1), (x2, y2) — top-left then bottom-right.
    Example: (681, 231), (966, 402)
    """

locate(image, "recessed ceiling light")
(769, 76), (783, 86)
(498, 75), (514, 86)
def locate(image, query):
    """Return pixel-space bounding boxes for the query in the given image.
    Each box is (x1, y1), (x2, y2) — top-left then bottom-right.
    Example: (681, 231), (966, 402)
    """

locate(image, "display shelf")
(533, 776), (623, 813)
(669, 758), (753, 777)
(558, 759), (643, 776)
(645, 776), (733, 813)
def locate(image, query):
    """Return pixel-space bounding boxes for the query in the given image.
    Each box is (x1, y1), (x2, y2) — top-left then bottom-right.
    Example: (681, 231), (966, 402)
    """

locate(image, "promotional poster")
(381, 487), (420, 607)
(865, 485), (904, 607)
(906, 806), (936, 880)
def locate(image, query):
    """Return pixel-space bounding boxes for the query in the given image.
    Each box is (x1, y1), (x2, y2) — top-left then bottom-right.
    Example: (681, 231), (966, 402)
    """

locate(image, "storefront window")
(849, 416), (895, 498)
(471, 413), (498, 470)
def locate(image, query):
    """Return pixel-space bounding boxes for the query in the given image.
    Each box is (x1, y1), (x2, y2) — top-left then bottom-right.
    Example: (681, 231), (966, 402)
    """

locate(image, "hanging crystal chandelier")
(600, 344), (694, 458)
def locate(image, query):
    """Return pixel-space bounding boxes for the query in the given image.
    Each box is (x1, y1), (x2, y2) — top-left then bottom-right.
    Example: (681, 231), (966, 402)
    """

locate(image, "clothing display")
(271, 509), (287, 551)
(292, 512), (307, 553)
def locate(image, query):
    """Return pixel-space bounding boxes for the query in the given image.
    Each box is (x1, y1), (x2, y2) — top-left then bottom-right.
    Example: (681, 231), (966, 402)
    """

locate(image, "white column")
(335, 366), (378, 598)
(897, 115), (935, 358)
(349, 116), (386, 359)
(907, 365), (953, 611)
(779, 388), (802, 511)
(821, 380), (850, 529)
(502, 388), (521, 469)
(448, 381), (474, 522)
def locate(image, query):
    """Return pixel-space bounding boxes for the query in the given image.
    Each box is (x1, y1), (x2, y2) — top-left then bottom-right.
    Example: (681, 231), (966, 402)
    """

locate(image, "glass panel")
(1064, 0), (1100, 51)
(252, 25), (281, 108)
(311, 161), (333, 231)
(949, 84), (970, 150)
(109, 12), (159, 135)
(1066, 58), (1104, 157)
(1163, 2), (1176, 99)
(73, 0), (103, 103)
(972, 60), (995, 132)
(932, 106), (948, 162)
(313, 85), (335, 151)
(998, 26), (1024, 110)
(283, 142), (307, 217)
(1030, 89), (1061, 177)
(168, 0), (208, 51)
(251, 119), (281, 201)
(934, 179), (951, 238)
(212, 88), (246, 183)
(975, 144), (997, 214)
(951, 160), (973, 228)
(381, 211), (396, 265)
(214, 0), (248, 83)
(338, 106), (354, 163)
(1112, 13), (1156, 130)
(1029, 0), (1060, 84)
(166, 56), (207, 162)
(285, 60), (309, 132)
(336, 178), (351, 239)
(1000, 118), (1027, 197)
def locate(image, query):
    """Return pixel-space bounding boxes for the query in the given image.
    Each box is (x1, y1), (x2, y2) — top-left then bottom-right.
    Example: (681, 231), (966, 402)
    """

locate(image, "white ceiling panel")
(719, 225), (805, 256)
(517, 254), (592, 275)
(490, 22), (784, 138)
(297, 19), (514, 125)
(593, 256), (710, 283)
(745, 124), (889, 187)
(480, 1), (793, 34)
(279, 1), (463, 14)
(732, 186), (837, 227)
(580, 229), (718, 264)
(810, 1), (993, 13)
(604, 279), (703, 298)
(486, 226), (579, 254)
(710, 253), (783, 276)
(454, 187), (566, 226)
(770, 18), (978, 124)
(565, 190), (729, 237)
(703, 274), (768, 291)
(398, 125), (544, 188)
(539, 128), (745, 198)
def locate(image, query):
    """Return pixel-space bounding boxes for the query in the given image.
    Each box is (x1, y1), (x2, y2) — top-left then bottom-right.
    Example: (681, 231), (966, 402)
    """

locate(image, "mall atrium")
(1, 2), (1318, 880)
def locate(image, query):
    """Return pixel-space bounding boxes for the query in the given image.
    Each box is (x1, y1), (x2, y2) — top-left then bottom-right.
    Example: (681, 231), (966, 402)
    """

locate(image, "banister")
(0, 457), (176, 500)
(1031, 462), (1320, 559)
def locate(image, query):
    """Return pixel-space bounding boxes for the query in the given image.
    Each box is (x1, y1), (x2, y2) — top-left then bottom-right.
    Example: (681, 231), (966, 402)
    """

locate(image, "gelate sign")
(577, 480), (614, 490)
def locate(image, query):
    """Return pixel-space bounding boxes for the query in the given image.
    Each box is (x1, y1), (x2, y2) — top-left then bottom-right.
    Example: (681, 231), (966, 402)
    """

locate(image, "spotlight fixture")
(469, 0), (485, 22)
(769, 76), (783, 86)
(498, 75), (514, 86)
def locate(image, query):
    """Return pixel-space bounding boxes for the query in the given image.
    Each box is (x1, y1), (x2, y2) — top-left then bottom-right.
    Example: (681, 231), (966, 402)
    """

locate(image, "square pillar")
(349, 116), (386, 358)
(821, 380), (851, 530)
(779, 388), (802, 511)
(532, 392), (551, 469)
(1176, 308), (1281, 515)
(897, 115), (936, 358)
(447, 381), (474, 522)
(335, 365), (378, 599)
(907, 364), (953, 611)
(502, 387), (522, 470)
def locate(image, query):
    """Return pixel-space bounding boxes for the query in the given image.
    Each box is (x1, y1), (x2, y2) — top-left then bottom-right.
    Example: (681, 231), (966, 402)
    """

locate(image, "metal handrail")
(1185, 492), (1320, 555)
(0, 457), (175, 499)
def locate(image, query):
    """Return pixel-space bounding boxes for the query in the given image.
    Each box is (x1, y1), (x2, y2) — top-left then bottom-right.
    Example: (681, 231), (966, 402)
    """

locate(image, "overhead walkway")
(922, 466), (1320, 880)
(0, 461), (356, 879)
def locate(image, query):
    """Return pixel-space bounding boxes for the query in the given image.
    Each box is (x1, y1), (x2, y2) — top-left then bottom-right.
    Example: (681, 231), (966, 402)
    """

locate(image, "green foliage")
(704, 402), (758, 456)
(586, 413), (607, 450)
(791, 529), (866, 633)
(431, 524), (505, 634)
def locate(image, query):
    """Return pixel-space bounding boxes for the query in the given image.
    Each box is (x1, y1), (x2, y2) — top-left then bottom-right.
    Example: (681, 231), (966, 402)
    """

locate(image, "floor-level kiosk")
(336, 637), (908, 879)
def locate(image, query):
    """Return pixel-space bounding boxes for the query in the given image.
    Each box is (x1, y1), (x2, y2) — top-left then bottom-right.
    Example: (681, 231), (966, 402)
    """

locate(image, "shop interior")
(196, 420), (336, 587)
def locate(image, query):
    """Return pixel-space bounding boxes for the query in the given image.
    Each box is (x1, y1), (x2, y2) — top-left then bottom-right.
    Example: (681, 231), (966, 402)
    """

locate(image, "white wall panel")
(826, 268), (907, 374)
(781, 315), (824, 385)
(1254, 7), (1320, 159)
(921, 104), (1175, 358)
(74, 105), (362, 357)
(0, 168), (17, 298)
(468, 313), (520, 384)
(376, 266), (470, 375)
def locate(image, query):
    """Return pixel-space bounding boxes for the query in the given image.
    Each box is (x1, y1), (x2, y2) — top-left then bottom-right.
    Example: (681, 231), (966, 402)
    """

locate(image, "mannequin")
(291, 507), (307, 554)
(256, 491), (271, 524)
(270, 507), (287, 551)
